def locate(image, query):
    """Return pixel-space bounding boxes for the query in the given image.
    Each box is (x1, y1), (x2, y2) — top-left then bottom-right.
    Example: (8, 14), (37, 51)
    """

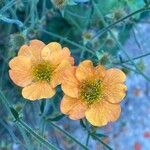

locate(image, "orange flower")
(60, 60), (127, 127)
(9, 39), (74, 100)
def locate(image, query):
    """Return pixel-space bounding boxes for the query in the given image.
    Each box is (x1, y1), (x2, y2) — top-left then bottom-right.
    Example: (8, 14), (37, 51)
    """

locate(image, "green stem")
(86, 132), (90, 146)
(112, 34), (150, 82)
(17, 124), (33, 150)
(132, 26), (143, 51)
(0, 119), (27, 149)
(0, 90), (59, 150)
(30, 0), (36, 28)
(0, 90), (12, 112)
(114, 52), (150, 64)
(42, 0), (46, 17)
(85, 119), (90, 147)
(91, 134), (113, 150)
(91, 6), (150, 41)
(39, 100), (47, 150)
(0, 0), (17, 14)
(47, 121), (89, 150)
(40, 121), (46, 150)
(92, 0), (150, 82)
(121, 64), (138, 73)
(18, 120), (58, 150)
(40, 28), (95, 55)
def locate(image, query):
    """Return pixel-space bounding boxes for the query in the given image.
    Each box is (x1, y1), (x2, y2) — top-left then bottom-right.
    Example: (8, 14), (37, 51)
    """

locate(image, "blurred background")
(0, 0), (150, 150)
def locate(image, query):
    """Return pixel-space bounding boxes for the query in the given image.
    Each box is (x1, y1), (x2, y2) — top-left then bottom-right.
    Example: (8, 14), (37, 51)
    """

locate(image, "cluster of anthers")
(80, 79), (103, 105)
(32, 62), (54, 83)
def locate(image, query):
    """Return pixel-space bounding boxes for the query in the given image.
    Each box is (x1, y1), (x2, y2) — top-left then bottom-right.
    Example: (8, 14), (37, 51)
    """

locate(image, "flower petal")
(9, 56), (31, 70)
(62, 47), (74, 65)
(60, 95), (87, 120)
(103, 68), (126, 83)
(103, 83), (127, 103)
(76, 60), (94, 82)
(18, 39), (45, 62)
(94, 65), (106, 80)
(46, 42), (62, 52)
(9, 70), (32, 87)
(29, 39), (45, 61)
(9, 56), (32, 87)
(102, 68), (127, 103)
(42, 46), (74, 66)
(85, 100), (121, 127)
(41, 42), (62, 60)
(18, 45), (32, 57)
(50, 60), (72, 88)
(22, 81), (55, 100)
(61, 67), (80, 98)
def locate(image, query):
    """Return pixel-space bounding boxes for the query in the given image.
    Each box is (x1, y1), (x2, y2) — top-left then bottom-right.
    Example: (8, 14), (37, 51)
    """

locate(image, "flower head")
(51, 0), (68, 8)
(9, 39), (74, 100)
(60, 60), (127, 127)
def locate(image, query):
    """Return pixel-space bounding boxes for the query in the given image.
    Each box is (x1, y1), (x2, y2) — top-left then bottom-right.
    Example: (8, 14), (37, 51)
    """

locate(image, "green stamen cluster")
(80, 79), (102, 105)
(32, 62), (54, 82)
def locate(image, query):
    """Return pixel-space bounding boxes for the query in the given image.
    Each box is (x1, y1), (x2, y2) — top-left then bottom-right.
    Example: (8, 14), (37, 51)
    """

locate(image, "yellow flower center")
(32, 62), (54, 82)
(80, 79), (102, 105)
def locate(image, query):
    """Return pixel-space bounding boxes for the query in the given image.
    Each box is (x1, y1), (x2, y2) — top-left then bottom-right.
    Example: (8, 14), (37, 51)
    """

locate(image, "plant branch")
(0, 90), (59, 150)
(91, 6), (150, 41)
(46, 121), (89, 150)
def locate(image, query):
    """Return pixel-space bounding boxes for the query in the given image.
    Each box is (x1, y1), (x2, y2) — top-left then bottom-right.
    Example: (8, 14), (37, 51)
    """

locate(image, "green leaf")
(95, 133), (108, 138)
(46, 114), (65, 121)
(93, 0), (117, 15)
(10, 107), (19, 120)
(126, 0), (145, 19)
(64, 5), (92, 32)
(43, 17), (72, 42)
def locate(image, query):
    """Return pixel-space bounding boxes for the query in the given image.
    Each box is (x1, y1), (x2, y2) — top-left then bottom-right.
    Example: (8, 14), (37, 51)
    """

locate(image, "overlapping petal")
(61, 67), (79, 98)
(60, 95), (87, 120)
(41, 42), (62, 61)
(42, 45), (74, 66)
(18, 39), (45, 62)
(50, 60), (73, 88)
(76, 60), (94, 82)
(94, 65), (106, 80)
(18, 45), (31, 57)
